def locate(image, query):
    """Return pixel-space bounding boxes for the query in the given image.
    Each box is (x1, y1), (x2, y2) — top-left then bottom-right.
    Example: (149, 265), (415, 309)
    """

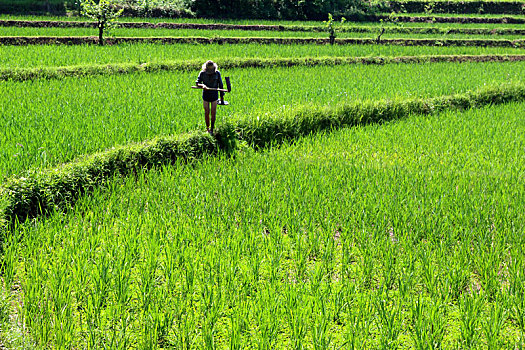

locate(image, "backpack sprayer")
(192, 77), (232, 106)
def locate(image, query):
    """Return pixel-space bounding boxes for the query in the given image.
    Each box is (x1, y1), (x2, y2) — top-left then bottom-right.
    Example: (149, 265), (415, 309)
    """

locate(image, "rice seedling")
(410, 297), (446, 349)
(459, 292), (483, 348)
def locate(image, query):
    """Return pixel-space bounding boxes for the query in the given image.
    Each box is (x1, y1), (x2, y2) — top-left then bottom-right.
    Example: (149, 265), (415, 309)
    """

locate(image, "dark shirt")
(196, 70), (225, 99)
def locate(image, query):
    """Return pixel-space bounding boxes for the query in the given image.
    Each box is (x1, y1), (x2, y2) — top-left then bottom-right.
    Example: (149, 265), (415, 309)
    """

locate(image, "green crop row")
(3, 25), (525, 39)
(231, 82), (525, 148)
(2, 61), (523, 177)
(386, 13), (525, 23)
(3, 54), (524, 82)
(3, 42), (524, 69)
(1, 35), (524, 47)
(3, 98), (525, 348)
(0, 131), (222, 230)
(1, 82), (524, 233)
(389, 0), (525, 14)
(2, 19), (525, 36)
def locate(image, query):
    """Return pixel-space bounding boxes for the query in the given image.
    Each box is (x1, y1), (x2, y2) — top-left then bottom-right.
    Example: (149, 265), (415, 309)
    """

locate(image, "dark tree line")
(190, 0), (382, 20)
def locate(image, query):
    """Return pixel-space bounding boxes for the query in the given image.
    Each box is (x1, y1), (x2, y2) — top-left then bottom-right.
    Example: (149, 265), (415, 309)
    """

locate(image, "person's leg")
(210, 100), (218, 133)
(203, 100), (210, 131)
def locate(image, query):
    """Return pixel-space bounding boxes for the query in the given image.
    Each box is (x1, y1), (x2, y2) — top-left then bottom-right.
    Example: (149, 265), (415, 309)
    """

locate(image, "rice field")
(2, 61), (524, 177)
(1, 13), (525, 350)
(2, 25), (525, 40)
(1, 43), (524, 69)
(4, 100), (525, 348)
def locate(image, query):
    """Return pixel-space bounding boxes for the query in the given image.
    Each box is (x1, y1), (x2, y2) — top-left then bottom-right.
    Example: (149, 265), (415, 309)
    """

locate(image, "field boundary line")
(1, 82), (524, 232)
(377, 14), (525, 24)
(388, 0), (525, 15)
(2, 20), (525, 35)
(1, 35), (524, 47)
(2, 54), (525, 82)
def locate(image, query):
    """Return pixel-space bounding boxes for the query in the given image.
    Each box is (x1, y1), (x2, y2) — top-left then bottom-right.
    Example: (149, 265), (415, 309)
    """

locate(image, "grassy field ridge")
(2, 19), (525, 35)
(2, 35), (525, 46)
(1, 82), (523, 233)
(2, 54), (524, 81)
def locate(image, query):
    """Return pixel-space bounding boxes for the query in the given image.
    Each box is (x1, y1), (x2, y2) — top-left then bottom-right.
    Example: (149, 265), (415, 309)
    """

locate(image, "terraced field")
(2, 61), (524, 176)
(0, 11), (524, 349)
(3, 25), (525, 39)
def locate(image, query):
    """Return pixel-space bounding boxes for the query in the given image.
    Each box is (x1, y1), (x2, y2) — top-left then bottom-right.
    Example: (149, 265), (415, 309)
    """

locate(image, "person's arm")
(218, 71), (225, 100)
(195, 72), (208, 89)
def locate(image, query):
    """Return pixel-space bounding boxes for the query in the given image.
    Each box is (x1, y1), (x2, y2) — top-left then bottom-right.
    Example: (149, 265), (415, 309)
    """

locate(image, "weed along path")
(3, 99), (525, 348)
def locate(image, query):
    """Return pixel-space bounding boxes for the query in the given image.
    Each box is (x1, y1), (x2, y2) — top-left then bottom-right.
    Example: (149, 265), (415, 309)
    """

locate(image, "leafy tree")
(80, 0), (123, 45)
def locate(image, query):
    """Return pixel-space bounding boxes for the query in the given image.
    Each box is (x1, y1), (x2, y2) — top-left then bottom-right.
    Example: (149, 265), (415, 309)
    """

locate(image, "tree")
(80, 0), (123, 45)
(324, 13), (346, 45)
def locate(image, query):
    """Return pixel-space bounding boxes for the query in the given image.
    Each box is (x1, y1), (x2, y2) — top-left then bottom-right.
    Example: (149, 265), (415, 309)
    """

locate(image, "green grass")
(1, 61), (524, 177)
(2, 25), (525, 40)
(1, 42), (524, 69)
(4, 100), (525, 348)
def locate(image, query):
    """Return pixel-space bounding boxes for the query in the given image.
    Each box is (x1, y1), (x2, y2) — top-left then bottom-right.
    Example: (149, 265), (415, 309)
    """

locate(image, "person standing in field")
(195, 60), (225, 135)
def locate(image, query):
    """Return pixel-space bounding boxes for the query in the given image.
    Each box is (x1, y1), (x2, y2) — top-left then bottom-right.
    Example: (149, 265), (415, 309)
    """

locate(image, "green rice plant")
(397, 250), (416, 301)
(356, 232), (376, 288)
(440, 243), (471, 301)
(482, 302), (508, 350)
(374, 292), (403, 349)
(459, 292), (483, 348)
(254, 289), (280, 349)
(419, 246), (441, 297)
(410, 297), (446, 349)
(472, 238), (505, 301)
(344, 293), (374, 349)
(311, 297), (334, 349)
(0, 229), (18, 291)
(378, 239), (398, 290)
(285, 285), (309, 350)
